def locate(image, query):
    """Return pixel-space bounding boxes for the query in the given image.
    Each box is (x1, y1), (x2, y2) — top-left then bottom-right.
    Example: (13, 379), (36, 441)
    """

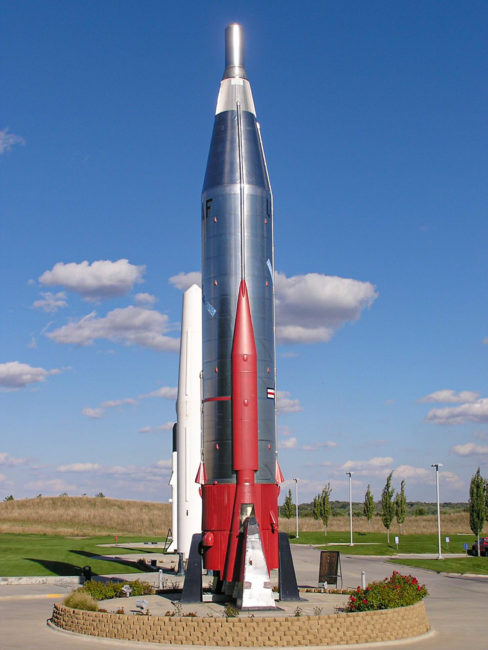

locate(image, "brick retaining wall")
(51, 601), (430, 646)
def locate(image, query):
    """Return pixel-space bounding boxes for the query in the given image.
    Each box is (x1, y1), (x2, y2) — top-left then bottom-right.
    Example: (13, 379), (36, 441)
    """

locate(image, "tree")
(3, 495), (14, 502)
(312, 484), (332, 536)
(95, 492), (105, 498)
(395, 480), (407, 533)
(363, 485), (375, 529)
(469, 468), (486, 556)
(381, 472), (395, 544)
(282, 489), (294, 532)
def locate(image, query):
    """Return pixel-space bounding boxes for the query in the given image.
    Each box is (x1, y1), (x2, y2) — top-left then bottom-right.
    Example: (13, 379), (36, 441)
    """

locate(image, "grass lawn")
(290, 531), (473, 555)
(388, 557), (488, 575)
(0, 533), (164, 577)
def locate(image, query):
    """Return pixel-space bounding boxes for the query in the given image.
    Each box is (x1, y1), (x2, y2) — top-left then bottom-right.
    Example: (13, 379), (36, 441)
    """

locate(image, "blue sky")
(1, 0), (487, 505)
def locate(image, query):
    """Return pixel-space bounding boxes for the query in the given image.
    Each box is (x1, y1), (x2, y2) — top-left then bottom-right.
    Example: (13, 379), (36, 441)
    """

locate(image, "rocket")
(174, 284), (203, 560)
(199, 23), (281, 598)
(166, 423), (178, 553)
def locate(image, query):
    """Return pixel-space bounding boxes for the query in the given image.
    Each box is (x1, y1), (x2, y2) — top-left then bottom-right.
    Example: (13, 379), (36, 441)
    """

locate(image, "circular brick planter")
(51, 600), (430, 646)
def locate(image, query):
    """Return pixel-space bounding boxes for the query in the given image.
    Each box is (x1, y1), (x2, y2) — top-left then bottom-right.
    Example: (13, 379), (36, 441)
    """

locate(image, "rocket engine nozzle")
(223, 23), (247, 80)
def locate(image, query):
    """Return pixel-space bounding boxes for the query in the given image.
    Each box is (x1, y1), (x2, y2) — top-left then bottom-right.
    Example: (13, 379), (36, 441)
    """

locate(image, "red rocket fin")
(195, 461), (207, 485)
(275, 460), (284, 484)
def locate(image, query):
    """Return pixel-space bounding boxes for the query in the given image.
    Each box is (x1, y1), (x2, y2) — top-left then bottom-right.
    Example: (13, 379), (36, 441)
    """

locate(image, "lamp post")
(293, 478), (299, 538)
(346, 472), (353, 546)
(431, 464), (443, 559)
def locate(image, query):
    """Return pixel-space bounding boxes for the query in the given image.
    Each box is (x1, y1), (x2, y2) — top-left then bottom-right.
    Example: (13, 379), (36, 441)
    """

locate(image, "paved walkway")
(0, 545), (486, 649)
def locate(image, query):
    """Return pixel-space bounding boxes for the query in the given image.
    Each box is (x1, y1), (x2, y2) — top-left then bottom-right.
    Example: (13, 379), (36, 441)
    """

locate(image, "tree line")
(281, 467), (488, 548)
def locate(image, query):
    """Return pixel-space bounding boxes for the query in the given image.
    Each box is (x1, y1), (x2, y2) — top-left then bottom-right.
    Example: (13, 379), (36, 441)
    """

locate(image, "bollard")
(81, 565), (92, 584)
(176, 552), (185, 576)
(158, 569), (164, 590)
(361, 570), (366, 589)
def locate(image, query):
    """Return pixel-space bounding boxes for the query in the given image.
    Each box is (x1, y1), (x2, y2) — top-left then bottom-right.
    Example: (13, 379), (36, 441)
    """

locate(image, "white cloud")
(419, 389), (480, 404)
(441, 471), (464, 488)
(0, 128), (25, 154)
(169, 272), (202, 291)
(33, 291), (67, 313)
(39, 259), (145, 301)
(25, 479), (76, 493)
(451, 442), (488, 456)
(278, 425), (295, 437)
(101, 398), (137, 408)
(0, 361), (61, 389)
(279, 437), (298, 449)
(426, 398), (488, 425)
(144, 386), (178, 400)
(169, 270), (377, 344)
(394, 465), (430, 480)
(154, 459), (172, 469)
(474, 430), (488, 441)
(57, 463), (102, 472)
(277, 390), (303, 413)
(302, 441), (337, 451)
(342, 457), (393, 472)
(82, 399), (137, 418)
(139, 423), (173, 433)
(275, 272), (378, 344)
(82, 407), (105, 419)
(135, 293), (157, 305)
(105, 465), (133, 476)
(0, 473), (6, 483)
(82, 386), (176, 423)
(47, 306), (179, 351)
(0, 452), (27, 466)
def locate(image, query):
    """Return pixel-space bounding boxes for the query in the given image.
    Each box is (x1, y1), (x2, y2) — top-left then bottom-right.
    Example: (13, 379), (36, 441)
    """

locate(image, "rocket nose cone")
(223, 23), (247, 80)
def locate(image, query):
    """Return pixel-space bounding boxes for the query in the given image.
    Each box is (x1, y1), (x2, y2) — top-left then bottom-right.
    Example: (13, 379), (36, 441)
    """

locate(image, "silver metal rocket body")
(201, 25), (277, 486)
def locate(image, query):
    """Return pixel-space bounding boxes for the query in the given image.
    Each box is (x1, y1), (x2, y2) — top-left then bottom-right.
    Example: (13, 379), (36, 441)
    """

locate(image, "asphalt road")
(0, 546), (486, 649)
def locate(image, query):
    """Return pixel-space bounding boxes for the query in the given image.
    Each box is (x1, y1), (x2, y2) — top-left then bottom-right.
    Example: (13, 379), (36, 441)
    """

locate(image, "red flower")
(363, 600), (368, 604)
(350, 596), (356, 602)
(357, 587), (361, 593)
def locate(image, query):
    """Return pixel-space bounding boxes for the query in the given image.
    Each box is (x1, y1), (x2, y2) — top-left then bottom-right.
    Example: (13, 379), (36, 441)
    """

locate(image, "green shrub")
(223, 604), (240, 618)
(129, 579), (154, 596)
(64, 589), (98, 611)
(345, 571), (428, 612)
(83, 579), (154, 600)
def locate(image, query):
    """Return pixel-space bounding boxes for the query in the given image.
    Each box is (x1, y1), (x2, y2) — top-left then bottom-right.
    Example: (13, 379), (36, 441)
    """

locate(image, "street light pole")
(293, 478), (299, 539)
(346, 472), (353, 546)
(431, 464), (443, 560)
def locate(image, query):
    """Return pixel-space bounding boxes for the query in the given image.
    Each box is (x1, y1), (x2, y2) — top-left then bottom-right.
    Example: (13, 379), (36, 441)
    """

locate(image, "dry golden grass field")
(0, 496), (470, 536)
(280, 512), (471, 536)
(0, 496), (172, 536)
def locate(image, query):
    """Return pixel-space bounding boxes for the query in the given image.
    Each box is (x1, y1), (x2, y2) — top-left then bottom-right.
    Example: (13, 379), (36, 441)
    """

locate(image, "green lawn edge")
(388, 557), (488, 575)
(0, 533), (165, 577)
(289, 530), (473, 556)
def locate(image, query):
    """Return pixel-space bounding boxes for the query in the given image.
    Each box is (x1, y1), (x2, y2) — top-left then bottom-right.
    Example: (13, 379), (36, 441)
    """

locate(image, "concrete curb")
(0, 576), (81, 586)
